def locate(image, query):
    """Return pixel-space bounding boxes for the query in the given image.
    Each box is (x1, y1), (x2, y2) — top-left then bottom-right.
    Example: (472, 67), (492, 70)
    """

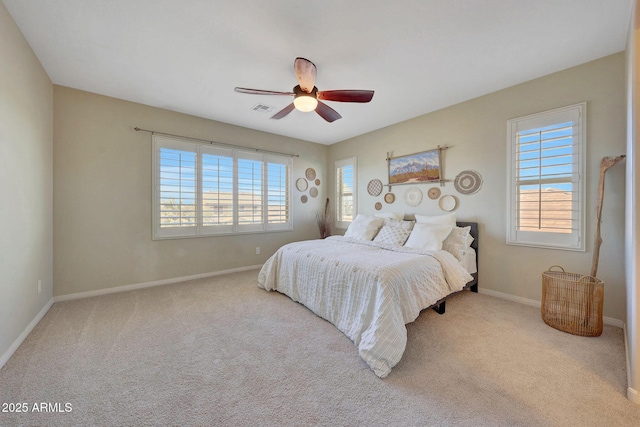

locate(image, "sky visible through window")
(517, 122), (573, 192)
(159, 149), (287, 206)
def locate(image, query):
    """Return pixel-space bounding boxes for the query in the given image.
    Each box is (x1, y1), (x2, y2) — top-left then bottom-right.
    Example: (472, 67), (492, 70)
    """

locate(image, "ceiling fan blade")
(317, 90), (375, 103)
(294, 57), (317, 93)
(315, 101), (342, 123)
(235, 87), (294, 96)
(271, 103), (296, 120)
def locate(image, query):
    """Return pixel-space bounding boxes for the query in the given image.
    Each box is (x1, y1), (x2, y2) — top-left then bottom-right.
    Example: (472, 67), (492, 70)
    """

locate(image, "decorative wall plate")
(309, 187), (318, 198)
(384, 192), (395, 204)
(367, 179), (383, 196)
(301, 195), (308, 203)
(427, 187), (441, 200)
(439, 195), (458, 211)
(315, 179), (321, 186)
(404, 187), (423, 207)
(305, 168), (317, 181)
(296, 178), (308, 192)
(454, 170), (483, 195)
(375, 202), (383, 210)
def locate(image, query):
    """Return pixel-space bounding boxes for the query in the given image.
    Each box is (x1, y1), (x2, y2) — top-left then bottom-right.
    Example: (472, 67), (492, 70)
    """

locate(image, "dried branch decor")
(591, 155), (625, 278)
(315, 198), (332, 239)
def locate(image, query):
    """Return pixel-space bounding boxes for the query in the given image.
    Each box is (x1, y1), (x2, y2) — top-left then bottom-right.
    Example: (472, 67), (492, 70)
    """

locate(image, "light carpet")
(1, 270), (639, 426)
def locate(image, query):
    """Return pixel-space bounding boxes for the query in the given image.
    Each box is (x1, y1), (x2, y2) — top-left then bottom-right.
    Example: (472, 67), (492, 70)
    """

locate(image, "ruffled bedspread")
(258, 236), (473, 378)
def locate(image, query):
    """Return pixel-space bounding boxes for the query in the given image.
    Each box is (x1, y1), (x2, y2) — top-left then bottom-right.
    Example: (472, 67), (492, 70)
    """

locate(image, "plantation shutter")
(201, 146), (234, 233)
(336, 157), (357, 228)
(266, 156), (291, 230)
(153, 134), (293, 238)
(154, 136), (198, 238)
(237, 152), (264, 232)
(506, 103), (585, 251)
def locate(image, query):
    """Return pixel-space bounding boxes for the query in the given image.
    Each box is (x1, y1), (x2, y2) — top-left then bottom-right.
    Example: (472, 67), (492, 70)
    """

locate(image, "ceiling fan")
(234, 57), (374, 123)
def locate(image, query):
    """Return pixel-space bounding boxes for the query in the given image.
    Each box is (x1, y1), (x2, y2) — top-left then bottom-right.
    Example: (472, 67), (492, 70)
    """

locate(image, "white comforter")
(258, 236), (473, 378)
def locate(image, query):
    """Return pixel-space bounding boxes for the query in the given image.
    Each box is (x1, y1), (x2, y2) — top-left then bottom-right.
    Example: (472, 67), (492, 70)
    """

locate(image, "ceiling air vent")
(252, 103), (275, 114)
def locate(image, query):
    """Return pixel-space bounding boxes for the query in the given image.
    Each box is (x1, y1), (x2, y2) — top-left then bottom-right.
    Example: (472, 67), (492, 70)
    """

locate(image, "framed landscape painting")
(388, 149), (441, 185)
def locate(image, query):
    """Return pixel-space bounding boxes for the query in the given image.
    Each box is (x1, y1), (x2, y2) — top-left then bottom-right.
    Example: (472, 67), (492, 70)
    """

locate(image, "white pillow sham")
(414, 212), (456, 228)
(404, 223), (453, 251)
(344, 214), (385, 241)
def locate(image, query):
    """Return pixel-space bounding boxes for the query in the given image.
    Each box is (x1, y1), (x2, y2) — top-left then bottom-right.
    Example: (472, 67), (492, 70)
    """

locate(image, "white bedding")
(258, 236), (473, 378)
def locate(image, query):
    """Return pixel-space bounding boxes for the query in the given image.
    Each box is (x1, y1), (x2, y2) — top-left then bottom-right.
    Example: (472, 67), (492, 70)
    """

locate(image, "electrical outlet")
(37, 280), (41, 294)
(255, 247), (261, 255)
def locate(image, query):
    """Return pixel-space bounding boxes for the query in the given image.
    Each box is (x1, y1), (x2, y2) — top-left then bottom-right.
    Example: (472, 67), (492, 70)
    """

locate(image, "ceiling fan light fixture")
(293, 95), (318, 112)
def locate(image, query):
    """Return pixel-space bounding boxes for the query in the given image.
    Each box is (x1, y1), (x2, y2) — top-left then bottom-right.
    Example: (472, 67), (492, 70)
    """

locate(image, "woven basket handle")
(547, 265), (565, 272)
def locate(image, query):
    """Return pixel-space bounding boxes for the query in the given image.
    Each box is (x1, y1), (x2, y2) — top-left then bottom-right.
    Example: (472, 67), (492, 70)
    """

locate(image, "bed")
(258, 218), (479, 378)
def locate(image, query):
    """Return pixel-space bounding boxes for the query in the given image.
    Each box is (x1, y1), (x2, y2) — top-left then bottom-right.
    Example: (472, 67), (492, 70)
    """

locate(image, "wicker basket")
(541, 265), (604, 337)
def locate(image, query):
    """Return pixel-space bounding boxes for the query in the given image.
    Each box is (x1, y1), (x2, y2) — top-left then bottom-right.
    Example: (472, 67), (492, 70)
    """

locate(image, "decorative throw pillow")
(414, 212), (456, 228)
(404, 223), (453, 251)
(443, 226), (471, 247)
(344, 214), (385, 241)
(374, 211), (405, 221)
(383, 217), (415, 231)
(466, 234), (475, 247)
(442, 226), (472, 262)
(373, 225), (412, 246)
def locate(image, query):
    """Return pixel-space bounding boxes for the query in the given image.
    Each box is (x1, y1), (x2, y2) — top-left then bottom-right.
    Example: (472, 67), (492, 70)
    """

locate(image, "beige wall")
(0, 3), (53, 360)
(329, 53), (627, 321)
(53, 86), (328, 296)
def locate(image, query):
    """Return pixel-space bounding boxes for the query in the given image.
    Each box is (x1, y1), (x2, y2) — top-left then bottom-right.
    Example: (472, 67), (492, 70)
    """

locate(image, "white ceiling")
(3, 0), (633, 145)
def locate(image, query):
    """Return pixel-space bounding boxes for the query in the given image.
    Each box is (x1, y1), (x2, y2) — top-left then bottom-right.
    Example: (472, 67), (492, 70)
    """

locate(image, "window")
(153, 135), (292, 239)
(506, 103), (586, 251)
(335, 157), (357, 229)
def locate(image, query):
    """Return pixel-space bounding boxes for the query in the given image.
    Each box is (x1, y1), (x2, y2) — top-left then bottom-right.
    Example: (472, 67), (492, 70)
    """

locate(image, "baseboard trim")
(0, 299), (54, 370)
(628, 387), (640, 404)
(477, 287), (624, 328)
(54, 265), (263, 302)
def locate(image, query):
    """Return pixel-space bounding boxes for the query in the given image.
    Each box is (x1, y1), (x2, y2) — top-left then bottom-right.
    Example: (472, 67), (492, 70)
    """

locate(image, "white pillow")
(414, 212), (456, 228)
(374, 211), (405, 221)
(404, 223), (453, 251)
(344, 214), (385, 241)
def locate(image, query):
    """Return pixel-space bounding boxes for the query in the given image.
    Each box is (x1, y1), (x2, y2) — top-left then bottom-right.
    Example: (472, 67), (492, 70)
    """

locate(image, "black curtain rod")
(134, 127), (299, 158)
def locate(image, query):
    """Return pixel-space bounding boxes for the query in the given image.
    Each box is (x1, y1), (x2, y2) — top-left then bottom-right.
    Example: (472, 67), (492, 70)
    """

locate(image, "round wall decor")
(404, 187), (423, 207)
(301, 195), (308, 203)
(296, 178), (308, 192)
(439, 195), (458, 211)
(454, 170), (483, 195)
(315, 179), (321, 186)
(309, 187), (318, 198)
(305, 168), (317, 181)
(384, 192), (395, 204)
(427, 187), (441, 200)
(375, 202), (383, 210)
(367, 179), (383, 196)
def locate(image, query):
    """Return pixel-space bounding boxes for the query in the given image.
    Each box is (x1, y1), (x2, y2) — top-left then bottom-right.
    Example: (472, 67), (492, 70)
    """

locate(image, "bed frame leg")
(432, 301), (446, 315)
(470, 284), (478, 293)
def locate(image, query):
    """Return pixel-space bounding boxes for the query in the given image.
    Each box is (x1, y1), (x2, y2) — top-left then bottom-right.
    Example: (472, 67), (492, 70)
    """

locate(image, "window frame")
(152, 134), (292, 240)
(335, 156), (357, 229)
(506, 102), (586, 251)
